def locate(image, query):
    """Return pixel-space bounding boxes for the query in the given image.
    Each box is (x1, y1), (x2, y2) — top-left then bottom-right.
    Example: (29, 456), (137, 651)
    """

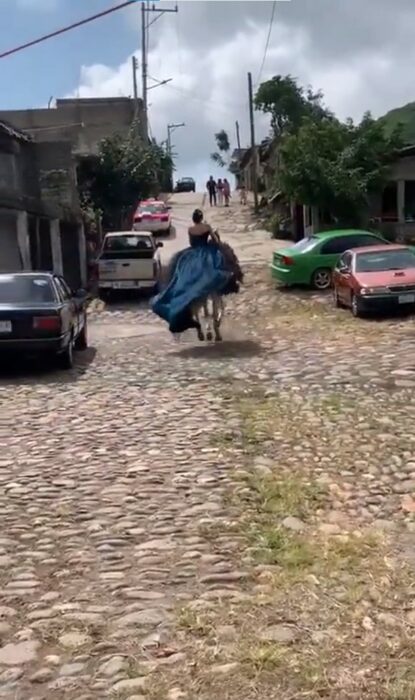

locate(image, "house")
(0, 119), (86, 289)
(0, 97), (144, 156)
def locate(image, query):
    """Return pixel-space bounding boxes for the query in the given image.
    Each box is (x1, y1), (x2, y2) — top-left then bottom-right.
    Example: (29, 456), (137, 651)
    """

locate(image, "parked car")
(271, 229), (388, 290)
(0, 272), (88, 369)
(98, 231), (163, 297)
(132, 200), (172, 235)
(175, 177), (196, 193)
(333, 244), (415, 317)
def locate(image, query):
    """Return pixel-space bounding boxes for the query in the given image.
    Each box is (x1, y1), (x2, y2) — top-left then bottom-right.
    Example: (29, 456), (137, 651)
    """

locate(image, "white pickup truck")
(98, 231), (163, 297)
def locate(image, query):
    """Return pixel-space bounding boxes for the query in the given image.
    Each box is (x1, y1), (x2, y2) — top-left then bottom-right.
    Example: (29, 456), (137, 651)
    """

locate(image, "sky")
(1, 0), (415, 189)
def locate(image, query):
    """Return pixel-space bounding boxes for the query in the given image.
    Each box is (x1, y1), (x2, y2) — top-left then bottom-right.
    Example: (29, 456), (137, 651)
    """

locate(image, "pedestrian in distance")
(223, 178), (231, 207)
(206, 176), (217, 206)
(217, 178), (224, 206)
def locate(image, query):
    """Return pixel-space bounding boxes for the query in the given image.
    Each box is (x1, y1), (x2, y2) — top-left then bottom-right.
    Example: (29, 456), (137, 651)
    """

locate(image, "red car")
(132, 199), (172, 235)
(333, 244), (415, 317)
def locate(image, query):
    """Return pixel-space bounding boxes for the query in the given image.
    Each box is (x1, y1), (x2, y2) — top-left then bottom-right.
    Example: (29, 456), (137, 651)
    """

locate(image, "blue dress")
(151, 232), (236, 334)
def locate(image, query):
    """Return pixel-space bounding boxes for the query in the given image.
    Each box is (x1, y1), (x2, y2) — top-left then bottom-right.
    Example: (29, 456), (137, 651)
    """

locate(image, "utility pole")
(141, 1), (178, 141)
(247, 71), (259, 212)
(167, 122), (185, 158)
(235, 120), (241, 151)
(132, 56), (139, 117)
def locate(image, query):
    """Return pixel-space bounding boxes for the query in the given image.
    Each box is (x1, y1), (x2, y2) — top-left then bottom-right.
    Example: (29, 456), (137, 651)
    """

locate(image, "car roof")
(349, 243), (410, 254)
(180, 177), (194, 181)
(314, 229), (380, 240)
(0, 271), (54, 278)
(105, 231), (153, 237)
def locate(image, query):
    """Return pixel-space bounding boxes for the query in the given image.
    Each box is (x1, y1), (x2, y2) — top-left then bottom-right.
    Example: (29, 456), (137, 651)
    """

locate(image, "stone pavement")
(2, 204), (415, 698)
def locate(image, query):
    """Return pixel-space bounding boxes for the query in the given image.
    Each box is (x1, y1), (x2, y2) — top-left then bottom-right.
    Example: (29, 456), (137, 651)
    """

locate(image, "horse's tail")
(218, 241), (244, 283)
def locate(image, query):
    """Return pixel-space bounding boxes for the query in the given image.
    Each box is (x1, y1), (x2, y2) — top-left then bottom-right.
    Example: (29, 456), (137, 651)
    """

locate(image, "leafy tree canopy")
(77, 121), (173, 229)
(279, 112), (403, 223)
(255, 74), (332, 137)
(210, 129), (231, 168)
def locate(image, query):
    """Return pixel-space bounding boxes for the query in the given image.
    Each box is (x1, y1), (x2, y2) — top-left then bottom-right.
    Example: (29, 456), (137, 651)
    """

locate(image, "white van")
(98, 231), (163, 296)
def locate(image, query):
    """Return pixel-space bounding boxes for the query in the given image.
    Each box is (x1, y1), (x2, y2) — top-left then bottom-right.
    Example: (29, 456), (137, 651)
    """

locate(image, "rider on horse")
(151, 208), (242, 339)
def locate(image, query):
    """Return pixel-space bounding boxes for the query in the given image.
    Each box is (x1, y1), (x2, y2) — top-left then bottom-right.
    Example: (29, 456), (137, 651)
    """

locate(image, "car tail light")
(134, 215), (142, 222)
(33, 316), (61, 331)
(160, 215), (169, 222)
(281, 255), (294, 266)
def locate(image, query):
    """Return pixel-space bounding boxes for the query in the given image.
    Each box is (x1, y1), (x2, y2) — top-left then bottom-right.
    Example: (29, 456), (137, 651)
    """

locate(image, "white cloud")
(73, 1), (415, 189)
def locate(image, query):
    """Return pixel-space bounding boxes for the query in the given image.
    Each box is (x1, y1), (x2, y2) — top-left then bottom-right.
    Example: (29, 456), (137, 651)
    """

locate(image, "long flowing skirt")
(152, 241), (242, 334)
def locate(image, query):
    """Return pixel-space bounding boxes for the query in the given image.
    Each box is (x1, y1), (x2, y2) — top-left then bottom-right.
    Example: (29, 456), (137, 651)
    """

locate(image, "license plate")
(399, 294), (415, 304)
(0, 321), (12, 333)
(113, 281), (138, 289)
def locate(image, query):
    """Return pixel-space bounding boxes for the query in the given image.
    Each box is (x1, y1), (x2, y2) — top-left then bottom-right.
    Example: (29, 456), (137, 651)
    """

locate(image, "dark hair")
(192, 209), (203, 224)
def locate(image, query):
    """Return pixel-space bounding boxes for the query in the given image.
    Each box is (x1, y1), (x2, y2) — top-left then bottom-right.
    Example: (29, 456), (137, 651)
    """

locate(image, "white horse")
(192, 294), (225, 342)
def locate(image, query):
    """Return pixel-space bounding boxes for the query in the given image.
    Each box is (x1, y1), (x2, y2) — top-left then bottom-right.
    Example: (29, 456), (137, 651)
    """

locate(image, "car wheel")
(57, 334), (74, 370)
(351, 293), (363, 318)
(74, 318), (88, 351)
(311, 268), (332, 290)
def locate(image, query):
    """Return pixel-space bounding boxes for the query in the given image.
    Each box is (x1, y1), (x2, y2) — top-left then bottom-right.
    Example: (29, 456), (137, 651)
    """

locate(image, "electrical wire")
(0, 0), (137, 60)
(256, 0), (277, 86)
(148, 74), (243, 115)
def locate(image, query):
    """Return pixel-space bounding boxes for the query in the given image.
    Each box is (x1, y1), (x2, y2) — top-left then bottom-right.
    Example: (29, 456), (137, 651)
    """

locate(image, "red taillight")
(160, 215), (169, 222)
(281, 255), (294, 266)
(33, 316), (61, 331)
(134, 215), (142, 222)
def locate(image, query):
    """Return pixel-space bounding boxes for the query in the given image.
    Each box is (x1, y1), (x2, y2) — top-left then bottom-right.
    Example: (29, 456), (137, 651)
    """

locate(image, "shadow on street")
(0, 347), (97, 385)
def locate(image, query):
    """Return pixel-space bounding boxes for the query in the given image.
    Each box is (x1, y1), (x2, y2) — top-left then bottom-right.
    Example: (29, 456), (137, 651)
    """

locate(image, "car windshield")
(0, 275), (54, 303)
(138, 204), (165, 214)
(104, 235), (153, 251)
(355, 249), (415, 272)
(291, 236), (318, 253)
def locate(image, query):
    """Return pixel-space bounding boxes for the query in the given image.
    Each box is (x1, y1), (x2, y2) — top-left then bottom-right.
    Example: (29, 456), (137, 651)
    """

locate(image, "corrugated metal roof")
(0, 119), (32, 142)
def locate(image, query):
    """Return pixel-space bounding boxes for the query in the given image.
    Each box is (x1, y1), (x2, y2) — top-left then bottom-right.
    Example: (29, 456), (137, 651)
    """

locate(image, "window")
(54, 277), (71, 301)
(346, 235), (384, 249)
(320, 237), (353, 255)
(0, 275), (54, 303)
(104, 235), (153, 252)
(355, 249), (415, 273)
(291, 236), (318, 253)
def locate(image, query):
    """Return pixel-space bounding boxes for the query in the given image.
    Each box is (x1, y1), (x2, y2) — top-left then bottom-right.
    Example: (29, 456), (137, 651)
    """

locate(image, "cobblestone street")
(2, 199), (415, 698)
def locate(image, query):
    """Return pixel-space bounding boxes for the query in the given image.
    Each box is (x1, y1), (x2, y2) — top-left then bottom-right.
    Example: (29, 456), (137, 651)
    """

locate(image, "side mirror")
(156, 242), (164, 248)
(338, 265), (348, 274)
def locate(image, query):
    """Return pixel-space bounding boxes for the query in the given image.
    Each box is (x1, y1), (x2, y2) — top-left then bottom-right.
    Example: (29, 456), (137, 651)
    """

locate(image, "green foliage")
(210, 128), (231, 168)
(255, 74), (332, 137)
(77, 121), (173, 230)
(380, 101), (415, 145)
(279, 112), (403, 224)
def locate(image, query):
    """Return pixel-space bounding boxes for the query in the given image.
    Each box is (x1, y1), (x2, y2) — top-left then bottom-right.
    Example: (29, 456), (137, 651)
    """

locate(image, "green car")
(271, 229), (388, 290)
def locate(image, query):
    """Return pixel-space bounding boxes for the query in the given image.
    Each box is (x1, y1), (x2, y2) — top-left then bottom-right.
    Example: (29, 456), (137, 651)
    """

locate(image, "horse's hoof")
(214, 334), (223, 342)
(206, 331), (213, 342)
(197, 330), (205, 342)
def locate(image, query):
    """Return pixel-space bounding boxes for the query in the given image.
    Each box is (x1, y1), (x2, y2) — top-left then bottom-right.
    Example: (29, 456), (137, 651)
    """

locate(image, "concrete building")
(0, 120), (86, 289)
(0, 97), (143, 156)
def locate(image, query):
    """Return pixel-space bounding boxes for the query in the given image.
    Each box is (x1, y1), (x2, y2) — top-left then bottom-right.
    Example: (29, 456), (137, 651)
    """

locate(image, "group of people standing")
(206, 176), (231, 207)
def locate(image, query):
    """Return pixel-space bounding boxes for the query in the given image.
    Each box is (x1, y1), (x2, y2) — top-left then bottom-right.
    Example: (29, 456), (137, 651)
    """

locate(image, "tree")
(210, 129), (231, 168)
(255, 74), (332, 137)
(278, 112), (402, 224)
(77, 122), (173, 229)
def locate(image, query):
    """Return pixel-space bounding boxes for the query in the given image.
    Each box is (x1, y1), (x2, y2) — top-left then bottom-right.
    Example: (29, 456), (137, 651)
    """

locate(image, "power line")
(256, 0), (276, 86)
(148, 74), (243, 115)
(0, 0), (137, 60)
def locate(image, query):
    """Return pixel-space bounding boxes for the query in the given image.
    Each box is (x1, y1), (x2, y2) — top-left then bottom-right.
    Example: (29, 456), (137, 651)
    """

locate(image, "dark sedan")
(0, 272), (88, 369)
(175, 177), (196, 193)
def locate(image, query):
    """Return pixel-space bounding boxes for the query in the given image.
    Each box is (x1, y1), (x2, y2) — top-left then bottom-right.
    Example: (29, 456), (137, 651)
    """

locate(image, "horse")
(191, 293), (225, 342)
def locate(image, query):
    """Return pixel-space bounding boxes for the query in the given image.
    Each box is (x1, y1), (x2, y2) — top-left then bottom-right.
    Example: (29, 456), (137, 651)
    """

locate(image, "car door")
(319, 236), (356, 269)
(334, 252), (353, 304)
(54, 276), (75, 340)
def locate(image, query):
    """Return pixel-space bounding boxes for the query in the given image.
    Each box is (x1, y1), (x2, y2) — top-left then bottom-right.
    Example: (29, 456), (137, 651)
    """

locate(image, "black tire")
(57, 335), (74, 370)
(351, 293), (363, 318)
(311, 268), (332, 290)
(74, 318), (88, 351)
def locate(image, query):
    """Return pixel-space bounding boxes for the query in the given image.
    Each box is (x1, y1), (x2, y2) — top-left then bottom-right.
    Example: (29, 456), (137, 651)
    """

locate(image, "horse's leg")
(213, 295), (223, 342)
(192, 303), (204, 341)
(204, 300), (213, 342)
